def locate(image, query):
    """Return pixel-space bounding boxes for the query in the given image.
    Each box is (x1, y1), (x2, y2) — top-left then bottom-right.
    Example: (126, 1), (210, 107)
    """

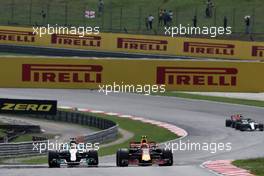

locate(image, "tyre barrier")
(0, 110), (118, 158)
(0, 125), (41, 133)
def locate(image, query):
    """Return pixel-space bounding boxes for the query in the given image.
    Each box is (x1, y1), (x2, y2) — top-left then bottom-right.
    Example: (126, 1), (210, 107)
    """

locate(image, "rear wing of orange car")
(129, 141), (157, 148)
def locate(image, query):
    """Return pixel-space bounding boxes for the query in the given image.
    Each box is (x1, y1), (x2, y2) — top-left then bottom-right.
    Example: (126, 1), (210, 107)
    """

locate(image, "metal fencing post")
(83, 3), (86, 26)
(64, 1), (68, 26)
(101, 11), (104, 31)
(65, 1), (68, 26)
(119, 7), (123, 31)
(214, 7), (217, 26)
(10, 0), (15, 24)
(29, 0), (33, 25)
(157, 8), (160, 31)
(252, 8), (255, 34)
(109, 1), (113, 31)
(194, 7), (197, 27)
(138, 7), (142, 32)
(175, 8), (178, 26)
(46, 1), (51, 25)
(232, 8), (236, 33)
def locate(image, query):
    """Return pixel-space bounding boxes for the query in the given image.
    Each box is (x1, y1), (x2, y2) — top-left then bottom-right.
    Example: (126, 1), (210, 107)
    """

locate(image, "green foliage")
(233, 158), (264, 176)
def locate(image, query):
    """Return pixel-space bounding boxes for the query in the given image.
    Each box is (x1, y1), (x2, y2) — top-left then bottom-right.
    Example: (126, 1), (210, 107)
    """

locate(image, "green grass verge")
(0, 129), (6, 138)
(155, 92), (264, 107)
(233, 158), (264, 176)
(0, 0), (263, 37)
(90, 112), (178, 156)
(9, 112), (178, 164)
(0, 52), (32, 56)
(0, 120), (7, 137)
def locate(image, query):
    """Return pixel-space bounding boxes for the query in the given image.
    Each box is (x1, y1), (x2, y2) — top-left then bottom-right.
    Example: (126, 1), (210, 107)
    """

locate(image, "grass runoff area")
(4, 112), (178, 164)
(155, 92), (264, 107)
(233, 159), (264, 176)
(0, 0), (263, 36)
(95, 113), (177, 156)
(0, 121), (7, 138)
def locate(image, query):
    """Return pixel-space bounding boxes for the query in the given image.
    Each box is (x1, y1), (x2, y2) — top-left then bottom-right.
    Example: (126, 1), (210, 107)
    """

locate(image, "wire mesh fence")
(0, 0), (263, 36)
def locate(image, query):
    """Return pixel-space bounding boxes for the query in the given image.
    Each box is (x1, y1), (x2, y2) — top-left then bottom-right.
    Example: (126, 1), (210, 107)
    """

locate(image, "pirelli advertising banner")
(0, 98), (57, 115)
(0, 57), (263, 92)
(0, 26), (264, 60)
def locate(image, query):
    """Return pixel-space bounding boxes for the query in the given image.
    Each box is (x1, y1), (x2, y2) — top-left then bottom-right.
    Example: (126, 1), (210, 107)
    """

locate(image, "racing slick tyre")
(231, 122), (236, 128)
(225, 120), (232, 127)
(48, 151), (60, 168)
(235, 123), (241, 130)
(259, 124), (264, 131)
(159, 149), (173, 166)
(87, 150), (99, 166)
(116, 149), (129, 167)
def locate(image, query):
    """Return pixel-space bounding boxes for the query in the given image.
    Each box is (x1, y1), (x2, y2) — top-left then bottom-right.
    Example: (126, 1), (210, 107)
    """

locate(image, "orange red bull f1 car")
(116, 136), (173, 167)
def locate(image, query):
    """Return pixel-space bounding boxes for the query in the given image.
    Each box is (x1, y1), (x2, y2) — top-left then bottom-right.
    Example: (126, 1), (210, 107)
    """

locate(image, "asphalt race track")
(0, 88), (264, 176)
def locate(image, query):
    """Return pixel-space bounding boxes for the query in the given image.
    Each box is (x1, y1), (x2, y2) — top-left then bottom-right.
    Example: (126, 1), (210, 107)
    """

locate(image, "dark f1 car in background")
(48, 138), (98, 168)
(116, 136), (173, 167)
(226, 114), (243, 128)
(226, 114), (263, 131)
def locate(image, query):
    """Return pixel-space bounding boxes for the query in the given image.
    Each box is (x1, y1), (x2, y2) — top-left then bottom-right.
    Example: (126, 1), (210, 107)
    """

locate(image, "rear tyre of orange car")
(116, 149), (129, 167)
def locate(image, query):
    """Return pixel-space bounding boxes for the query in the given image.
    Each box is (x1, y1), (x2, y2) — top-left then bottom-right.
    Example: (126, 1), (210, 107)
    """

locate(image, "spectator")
(192, 15), (197, 27)
(148, 14), (154, 30)
(244, 15), (251, 34)
(223, 16), (228, 32)
(168, 10), (173, 25)
(158, 9), (163, 26)
(205, 0), (214, 18)
(98, 0), (104, 16)
(145, 17), (149, 30)
(165, 11), (171, 26)
(205, 6), (210, 17)
(41, 10), (46, 19)
(40, 10), (46, 25)
(163, 9), (167, 26)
